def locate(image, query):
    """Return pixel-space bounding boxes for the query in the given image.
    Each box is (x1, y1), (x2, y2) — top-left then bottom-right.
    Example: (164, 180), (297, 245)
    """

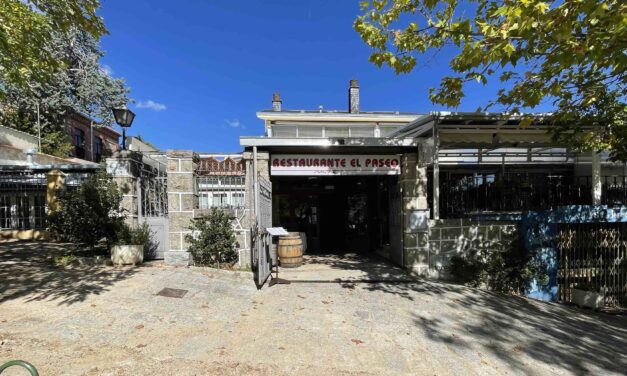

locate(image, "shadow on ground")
(0, 241), (139, 305)
(281, 252), (433, 300)
(283, 252), (627, 374)
(413, 286), (627, 375)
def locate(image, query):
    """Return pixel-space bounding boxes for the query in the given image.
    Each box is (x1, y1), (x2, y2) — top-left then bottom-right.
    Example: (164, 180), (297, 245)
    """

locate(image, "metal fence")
(0, 169), (92, 230)
(557, 222), (627, 307)
(439, 172), (627, 218)
(139, 158), (168, 217)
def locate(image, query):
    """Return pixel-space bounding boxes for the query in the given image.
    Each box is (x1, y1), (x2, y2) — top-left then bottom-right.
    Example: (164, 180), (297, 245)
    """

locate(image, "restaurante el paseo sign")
(270, 154), (401, 176)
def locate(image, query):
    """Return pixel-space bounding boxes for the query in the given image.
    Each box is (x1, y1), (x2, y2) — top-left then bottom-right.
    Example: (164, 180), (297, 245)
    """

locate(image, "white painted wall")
(0, 125), (38, 150)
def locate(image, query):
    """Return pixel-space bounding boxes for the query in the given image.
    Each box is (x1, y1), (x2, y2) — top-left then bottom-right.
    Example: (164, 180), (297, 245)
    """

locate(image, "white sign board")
(266, 227), (289, 236)
(271, 154), (401, 176)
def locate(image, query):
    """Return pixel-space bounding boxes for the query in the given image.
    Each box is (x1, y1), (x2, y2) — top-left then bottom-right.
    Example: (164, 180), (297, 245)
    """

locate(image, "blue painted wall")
(522, 205), (627, 302)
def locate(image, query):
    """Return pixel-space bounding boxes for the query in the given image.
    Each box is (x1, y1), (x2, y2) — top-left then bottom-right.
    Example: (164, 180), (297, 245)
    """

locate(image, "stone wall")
(400, 146), (431, 275)
(427, 219), (517, 279)
(106, 150), (143, 227)
(165, 150), (198, 266)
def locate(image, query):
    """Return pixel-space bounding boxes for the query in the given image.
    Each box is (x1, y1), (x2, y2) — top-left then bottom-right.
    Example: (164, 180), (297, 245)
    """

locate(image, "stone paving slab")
(1, 241), (626, 375)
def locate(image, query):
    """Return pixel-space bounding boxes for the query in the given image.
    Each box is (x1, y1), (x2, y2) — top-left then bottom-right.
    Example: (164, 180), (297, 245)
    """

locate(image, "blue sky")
(98, 0), (525, 152)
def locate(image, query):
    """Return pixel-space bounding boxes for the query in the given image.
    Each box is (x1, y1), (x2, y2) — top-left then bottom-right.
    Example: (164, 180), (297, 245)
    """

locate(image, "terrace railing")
(439, 173), (627, 218)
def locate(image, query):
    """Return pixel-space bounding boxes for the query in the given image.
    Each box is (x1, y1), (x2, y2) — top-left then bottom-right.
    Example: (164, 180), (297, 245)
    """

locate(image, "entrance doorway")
(272, 176), (398, 255)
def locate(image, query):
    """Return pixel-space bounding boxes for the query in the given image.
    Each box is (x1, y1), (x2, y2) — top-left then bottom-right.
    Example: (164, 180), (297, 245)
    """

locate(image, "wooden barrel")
(278, 235), (303, 268)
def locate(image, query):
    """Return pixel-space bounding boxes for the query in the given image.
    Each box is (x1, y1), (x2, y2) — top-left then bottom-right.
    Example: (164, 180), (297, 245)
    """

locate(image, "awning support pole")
(591, 150), (602, 205)
(432, 120), (440, 220)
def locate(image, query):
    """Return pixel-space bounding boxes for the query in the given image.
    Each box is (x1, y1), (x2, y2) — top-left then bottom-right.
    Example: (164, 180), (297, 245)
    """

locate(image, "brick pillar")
(401, 145), (431, 276)
(105, 150), (142, 227)
(46, 169), (65, 213)
(165, 150), (199, 266)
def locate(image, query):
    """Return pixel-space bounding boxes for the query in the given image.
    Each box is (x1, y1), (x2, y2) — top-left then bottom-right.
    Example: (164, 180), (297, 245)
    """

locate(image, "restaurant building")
(239, 80), (625, 282)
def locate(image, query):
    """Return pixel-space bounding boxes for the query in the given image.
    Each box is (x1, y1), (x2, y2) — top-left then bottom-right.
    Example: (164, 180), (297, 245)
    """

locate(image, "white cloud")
(136, 100), (167, 111)
(225, 119), (243, 128)
(101, 64), (113, 76)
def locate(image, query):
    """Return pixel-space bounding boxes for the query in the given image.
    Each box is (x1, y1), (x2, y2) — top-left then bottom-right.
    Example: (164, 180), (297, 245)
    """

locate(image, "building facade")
(119, 80), (625, 287)
(235, 80), (626, 281)
(68, 112), (121, 162)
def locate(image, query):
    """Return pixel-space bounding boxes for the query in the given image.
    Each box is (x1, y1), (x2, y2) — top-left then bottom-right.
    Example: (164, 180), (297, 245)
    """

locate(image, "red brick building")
(68, 112), (120, 162)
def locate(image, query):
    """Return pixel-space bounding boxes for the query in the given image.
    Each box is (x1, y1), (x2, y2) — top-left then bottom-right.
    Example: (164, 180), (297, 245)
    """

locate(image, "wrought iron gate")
(252, 171), (273, 288)
(138, 158), (169, 259)
(557, 222), (627, 307)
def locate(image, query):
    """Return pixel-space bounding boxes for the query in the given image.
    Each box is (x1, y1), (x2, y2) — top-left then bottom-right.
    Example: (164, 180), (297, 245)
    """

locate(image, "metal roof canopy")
(390, 111), (560, 139)
(0, 163), (99, 172)
(387, 111), (587, 164)
(240, 136), (420, 148)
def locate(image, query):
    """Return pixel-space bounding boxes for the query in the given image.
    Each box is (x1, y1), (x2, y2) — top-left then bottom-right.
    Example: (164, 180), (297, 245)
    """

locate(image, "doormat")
(156, 287), (188, 298)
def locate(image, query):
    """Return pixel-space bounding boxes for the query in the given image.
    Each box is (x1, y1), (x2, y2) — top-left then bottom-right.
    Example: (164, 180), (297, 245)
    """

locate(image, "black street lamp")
(112, 107), (136, 150)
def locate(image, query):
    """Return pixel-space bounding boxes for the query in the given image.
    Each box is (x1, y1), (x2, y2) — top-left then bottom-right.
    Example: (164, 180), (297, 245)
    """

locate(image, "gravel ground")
(1, 241), (626, 375)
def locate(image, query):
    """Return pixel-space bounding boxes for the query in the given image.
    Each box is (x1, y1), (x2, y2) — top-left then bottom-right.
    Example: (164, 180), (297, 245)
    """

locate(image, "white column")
(432, 135), (440, 220)
(591, 150), (602, 205)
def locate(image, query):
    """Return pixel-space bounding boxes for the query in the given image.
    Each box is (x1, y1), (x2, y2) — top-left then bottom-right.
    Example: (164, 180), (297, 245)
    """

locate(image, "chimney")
(349, 79), (360, 113)
(272, 92), (282, 111)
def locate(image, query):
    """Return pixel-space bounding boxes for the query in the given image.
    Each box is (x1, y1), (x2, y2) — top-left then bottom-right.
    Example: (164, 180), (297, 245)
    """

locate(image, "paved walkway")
(278, 253), (413, 282)
(1, 241), (626, 375)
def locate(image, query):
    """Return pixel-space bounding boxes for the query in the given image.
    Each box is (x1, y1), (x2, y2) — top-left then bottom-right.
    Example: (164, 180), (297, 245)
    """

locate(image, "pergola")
(390, 112), (605, 219)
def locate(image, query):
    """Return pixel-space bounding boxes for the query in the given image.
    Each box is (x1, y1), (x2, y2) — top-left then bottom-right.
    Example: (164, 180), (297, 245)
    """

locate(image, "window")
(212, 193), (228, 207)
(272, 126), (297, 137)
(232, 192), (245, 207)
(379, 126), (401, 137)
(74, 128), (85, 159)
(325, 127), (350, 137)
(298, 126), (323, 138)
(197, 175), (245, 209)
(349, 126), (375, 137)
(94, 137), (103, 162)
(32, 195), (46, 228)
(14, 196), (30, 229)
(0, 195), (10, 229)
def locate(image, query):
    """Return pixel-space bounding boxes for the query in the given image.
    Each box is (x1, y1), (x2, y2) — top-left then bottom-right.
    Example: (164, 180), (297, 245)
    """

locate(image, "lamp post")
(112, 107), (136, 150)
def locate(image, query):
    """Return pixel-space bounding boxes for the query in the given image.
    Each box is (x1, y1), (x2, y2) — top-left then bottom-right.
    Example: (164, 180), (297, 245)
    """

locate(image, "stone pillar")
(106, 150), (143, 227)
(165, 150), (198, 266)
(401, 145), (431, 276)
(46, 169), (65, 213)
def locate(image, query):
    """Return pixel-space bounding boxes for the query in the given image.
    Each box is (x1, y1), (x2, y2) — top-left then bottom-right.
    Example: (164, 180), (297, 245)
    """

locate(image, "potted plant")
(571, 283), (605, 309)
(111, 223), (152, 266)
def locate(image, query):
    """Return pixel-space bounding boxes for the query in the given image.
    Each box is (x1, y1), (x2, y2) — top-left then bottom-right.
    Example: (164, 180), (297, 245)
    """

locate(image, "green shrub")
(185, 208), (237, 267)
(52, 254), (80, 267)
(116, 222), (152, 245)
(449, 231), (549, 294)
(48, 168), (124, 249)
(450, 254), (485, 288)
(115, 222), (156, 256)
